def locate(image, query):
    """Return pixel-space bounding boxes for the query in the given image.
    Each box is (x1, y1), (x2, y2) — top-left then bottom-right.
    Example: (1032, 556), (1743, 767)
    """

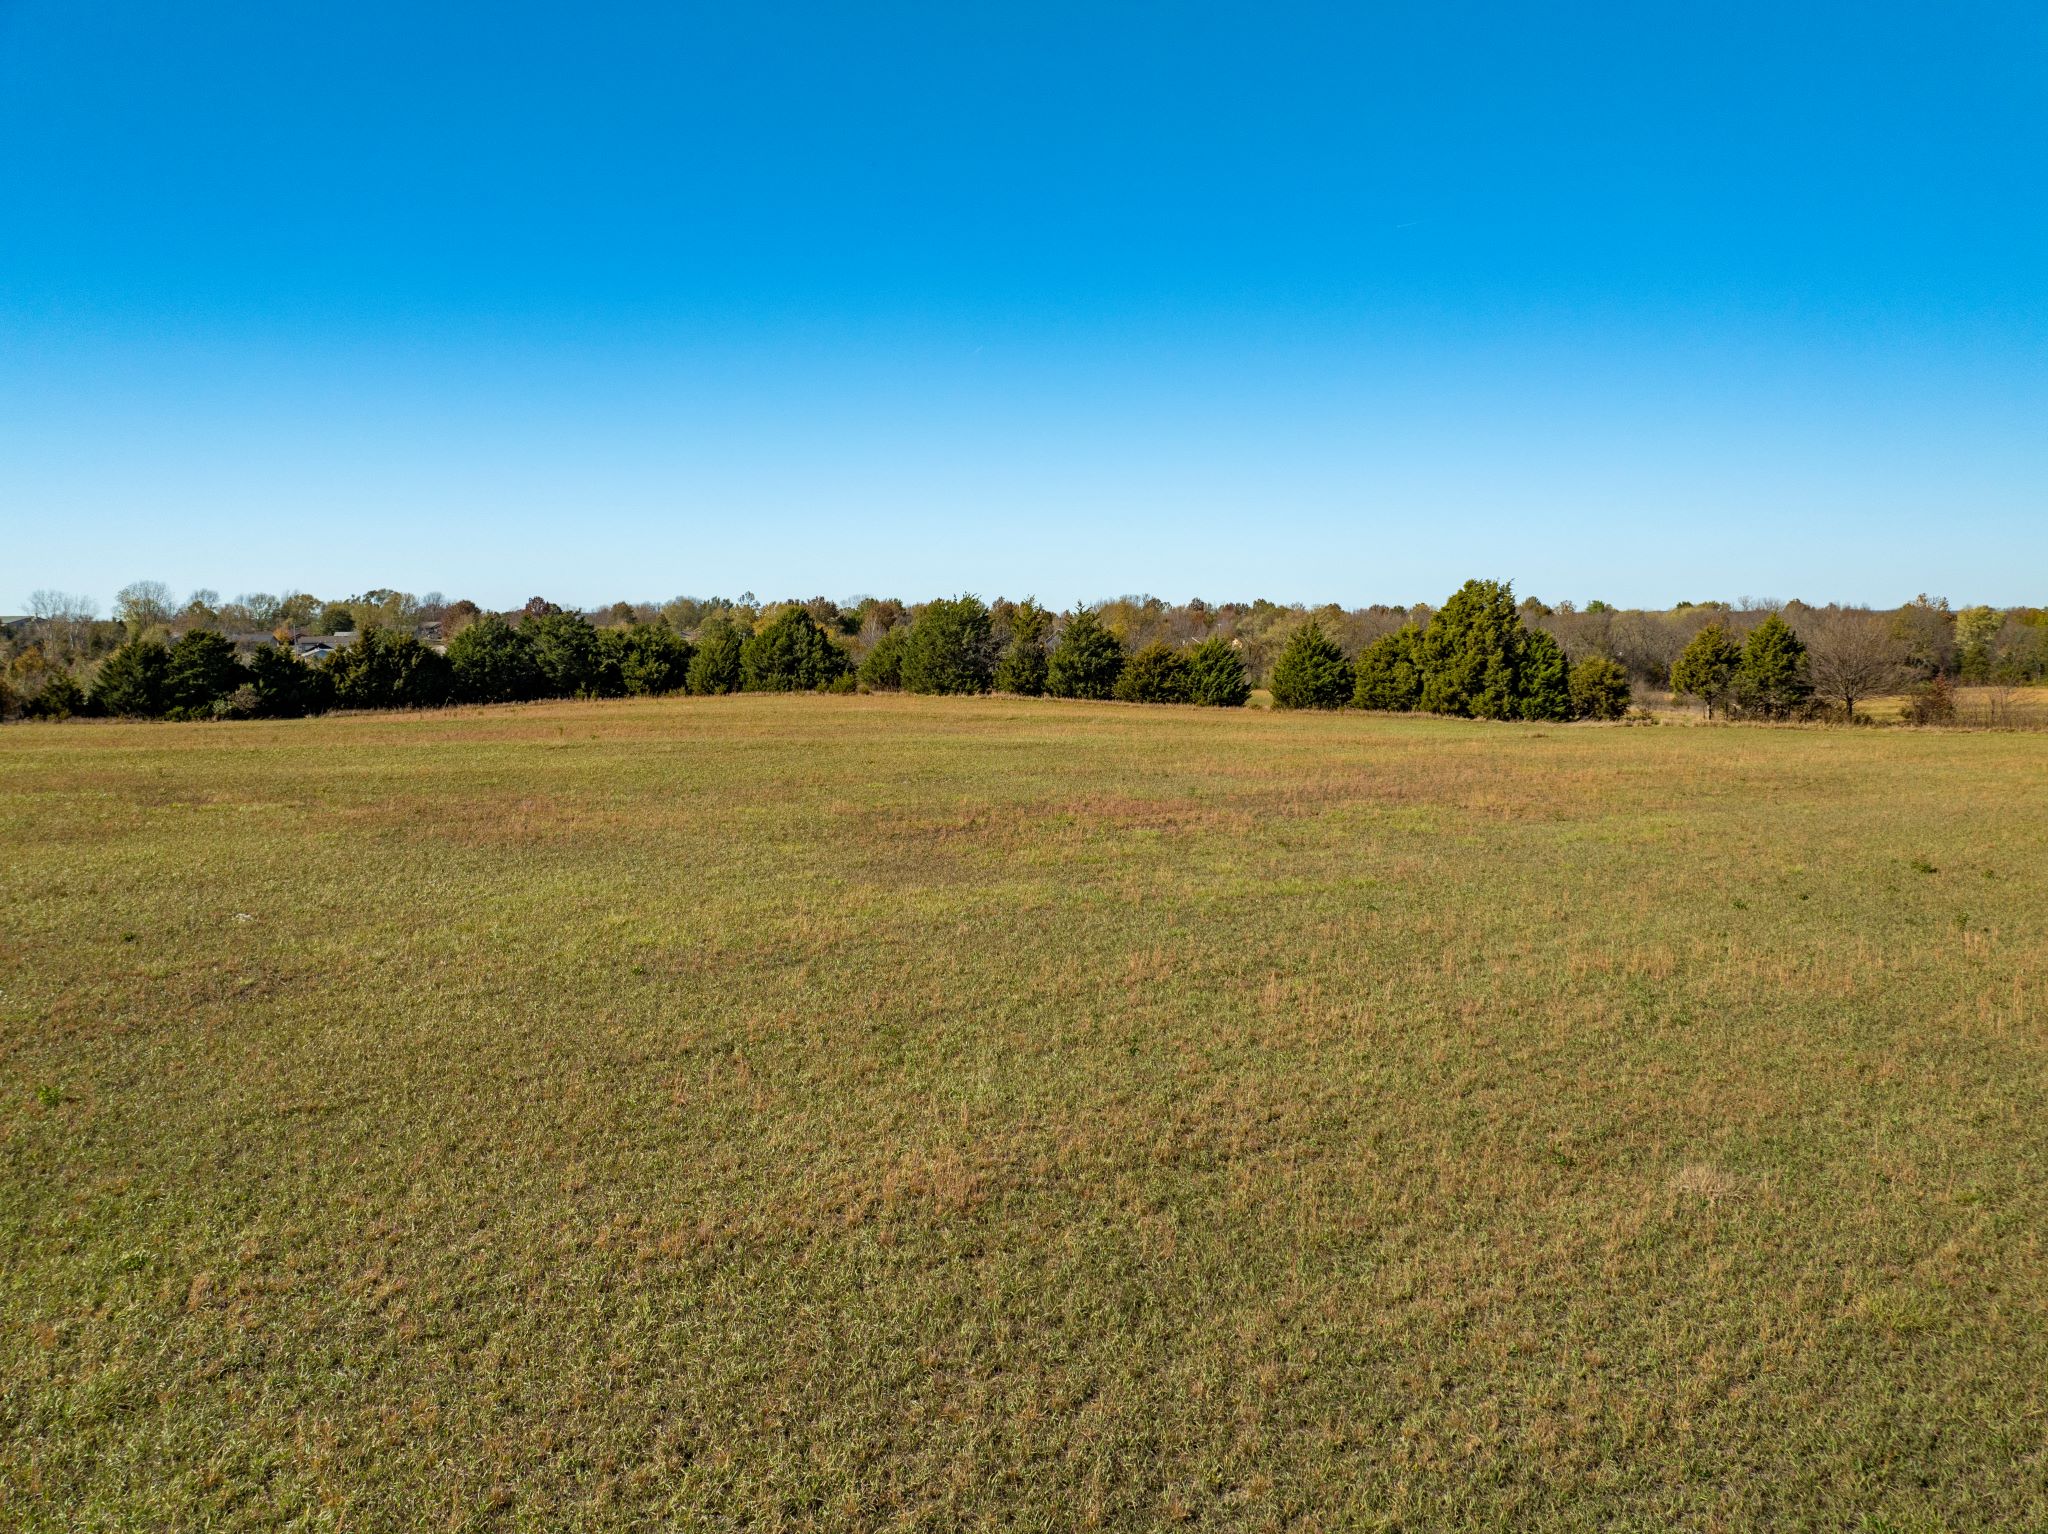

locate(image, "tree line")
(3, 578), (2043, 724)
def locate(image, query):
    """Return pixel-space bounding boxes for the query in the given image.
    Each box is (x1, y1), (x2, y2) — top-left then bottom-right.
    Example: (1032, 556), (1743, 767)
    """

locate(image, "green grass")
(4, 694), (2046, 1530)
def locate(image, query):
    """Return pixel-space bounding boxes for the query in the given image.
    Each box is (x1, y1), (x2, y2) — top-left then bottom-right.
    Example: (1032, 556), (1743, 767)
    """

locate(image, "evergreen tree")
(1045, 608), (1125, 699)
(90, 637), (171, 717)
(245, 643), (332, 717)
(1669, 625), (1742, 717)
(1518, 629), (1573, 721)
(1416, 579), (1522, 718)
(1183, 635), (1250, 707)
(523, 610), (604, 697)
(1113, 642), (1194, 703)
(992, 601), (1051, 696)
(992, 631), (1048, 695)
(163, 630), (243, 718)
(1268, 620), (1353, 709)
(1568, 655), (1631, 721)
(857, 626), (911, 691)
(610, 623), (693, 696)
(740, 606), (848, 691)
(22, 672), (87, 720)
(1732, 613), (1812, 719)
(447, 614), (543, 704)
(325, 627), (453, 710)
(900, 596), (995, 694)
(1352, 625), (1424, 711)
(689, 617), (745, 695)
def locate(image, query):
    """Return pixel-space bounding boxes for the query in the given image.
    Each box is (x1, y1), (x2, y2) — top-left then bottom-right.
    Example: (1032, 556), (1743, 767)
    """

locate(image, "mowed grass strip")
(3, 694), (2046, 1531)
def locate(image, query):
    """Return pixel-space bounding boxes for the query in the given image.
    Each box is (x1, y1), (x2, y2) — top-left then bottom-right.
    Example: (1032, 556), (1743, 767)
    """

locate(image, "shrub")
(524, 611), (604, 697)
(326, 627), (453, 711)
(1114, 642), (1194, 704)
(21, 671), (87, 721)
(740, 606), (849, 692)
(1416, 580), (1521, 718)
(1568, 655), (1631, 721)
(212, 683), (262, 720)
(900, 596), (995, 695)
(1902, 675), (1957, 726)
(1184, 635), (1250, 707)
(1518, 629), (1572, 721)
(1045, 608), (1125, 699)
(245, 644), (333, 717)
(1269, 620), (1353, 709)
(857, 626), (911, 691)
(164, 630), (243, 719)
(447, 615), (543, 704)
(91, 638), (171, 717)
(1670, 625), (1742, 717)
(611, 623), (693, 696)
(1732, 613), (1811, 719)
(1353, 625), (1423, 711)
(689, 618), (745, 695)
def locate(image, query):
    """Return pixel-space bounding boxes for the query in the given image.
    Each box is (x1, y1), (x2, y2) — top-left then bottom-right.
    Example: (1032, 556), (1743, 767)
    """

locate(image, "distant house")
(294, 631), (360, 665)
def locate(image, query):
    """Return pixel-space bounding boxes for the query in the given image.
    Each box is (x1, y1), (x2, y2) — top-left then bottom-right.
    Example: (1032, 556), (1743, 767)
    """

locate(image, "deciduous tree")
(1802, 609), (1904, 720)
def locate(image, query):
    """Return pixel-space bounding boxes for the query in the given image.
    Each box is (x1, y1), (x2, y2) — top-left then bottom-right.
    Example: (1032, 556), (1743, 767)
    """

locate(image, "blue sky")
(3, 0), (2043, 611)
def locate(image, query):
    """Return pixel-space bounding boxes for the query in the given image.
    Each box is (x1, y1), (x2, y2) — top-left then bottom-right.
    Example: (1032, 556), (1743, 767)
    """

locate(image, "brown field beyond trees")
(4, 694), (2047, 1529)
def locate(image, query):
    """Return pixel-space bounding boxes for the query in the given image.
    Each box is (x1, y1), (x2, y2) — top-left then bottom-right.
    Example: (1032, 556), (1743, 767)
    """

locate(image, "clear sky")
(3, 1), (2043, 612)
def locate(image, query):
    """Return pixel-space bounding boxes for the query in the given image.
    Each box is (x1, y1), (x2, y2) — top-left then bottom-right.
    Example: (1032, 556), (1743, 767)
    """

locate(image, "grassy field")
(4, 695), (2047, 1531)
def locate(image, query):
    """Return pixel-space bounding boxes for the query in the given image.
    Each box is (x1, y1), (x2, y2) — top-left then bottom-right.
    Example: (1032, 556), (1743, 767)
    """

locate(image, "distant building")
(294, 631), (360, 664)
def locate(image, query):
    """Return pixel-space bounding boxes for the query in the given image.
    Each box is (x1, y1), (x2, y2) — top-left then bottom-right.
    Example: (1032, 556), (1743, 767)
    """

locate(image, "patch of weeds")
(1847, 1284), (1950, 1337)
(34, 1083), (63, 1109)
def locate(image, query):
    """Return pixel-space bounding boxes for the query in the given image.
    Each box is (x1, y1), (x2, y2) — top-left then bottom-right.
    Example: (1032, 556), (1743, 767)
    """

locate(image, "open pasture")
(4, 695), (2046, 1529)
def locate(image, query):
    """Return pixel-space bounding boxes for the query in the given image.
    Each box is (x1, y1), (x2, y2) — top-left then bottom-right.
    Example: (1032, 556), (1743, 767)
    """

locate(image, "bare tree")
(1800, 608), (1905, 720)
(114, 580), (175, 636)
(29, 590), (96, 621)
